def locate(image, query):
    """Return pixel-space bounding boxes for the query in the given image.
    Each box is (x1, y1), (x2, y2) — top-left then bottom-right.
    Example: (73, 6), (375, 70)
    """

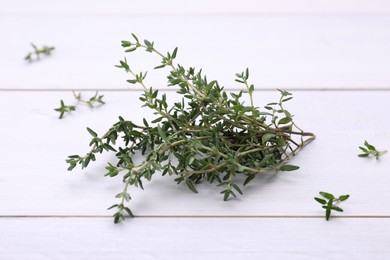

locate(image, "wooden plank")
(0, 90), (389, 216)
(2, 0), (390, 14)
(1, 218), (389, 259)
(1, 15), (390, 90)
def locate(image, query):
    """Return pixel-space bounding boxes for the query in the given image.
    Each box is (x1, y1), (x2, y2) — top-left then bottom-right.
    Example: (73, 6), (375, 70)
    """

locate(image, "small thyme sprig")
(54, 91), (105, 119)
(67, 34), (315, 223)
(55, 100), (76, 119)
(314, 192), (350, 221)
(25, 43), (55, 63)
(358, 140), (387, 160)
(73, 91), (105, 108)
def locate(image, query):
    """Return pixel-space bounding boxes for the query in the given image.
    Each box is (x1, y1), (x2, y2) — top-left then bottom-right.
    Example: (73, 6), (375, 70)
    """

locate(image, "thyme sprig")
(55, 100), (76, 119)
(358, 140), (387, 160)
(73, 91), (105, 108)
(25, 43), (55, 63)
(67, 34), (315, 223)
(55, 91), (105, 119)
(314, 192), (350, 220)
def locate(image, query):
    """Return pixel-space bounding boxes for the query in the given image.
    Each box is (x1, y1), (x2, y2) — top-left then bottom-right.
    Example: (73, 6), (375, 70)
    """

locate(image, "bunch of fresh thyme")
(66, 34), (315, 223)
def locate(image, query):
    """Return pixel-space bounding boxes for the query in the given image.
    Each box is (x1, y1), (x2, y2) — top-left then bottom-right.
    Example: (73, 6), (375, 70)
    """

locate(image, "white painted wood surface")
(0, 90), (390, 258)
(1, 14), (390, 89)
(2, 0), (390, 14)
(1, 218), (390, 260)
(0, 90), (389, 217)
(1, 0), (390, 258)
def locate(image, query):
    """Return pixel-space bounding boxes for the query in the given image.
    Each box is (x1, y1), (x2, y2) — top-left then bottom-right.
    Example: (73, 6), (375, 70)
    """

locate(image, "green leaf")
(330, 205), (343, 212)
(113, 212), (124, 224)
(278, 89), (292, 96)
(259, 154), (274, 167)
(262, 133), (276, 144)
(278, 117), (292, 125)
(222, 190), (231, 201)
(157, 125), (168, 142)
(121, 41), (131, 47)
(206, 80), (217, 93)
(68, 155), (80, 159)
(186, 179), (198, 193)
(120, 60), (129, 70)
(125, 47), (137, 52)
(144, 39), (152, 47)
(154, 64), (165, 69)
(143, 118), (149, 127)
(325, 208), (331, 220)
(279, 165), (299, 171)
(232, 184), (243, 195)
(364, 141), (376, 151)
(124, 207), (134, 217)
(359, 146), (368, 152)
(86, 127), (98, 138)
(107, 204), (118, 210)
(151, 117), (163, 123)
(259, 111), (273, 116)
(123, 192), (131, 202)
(151, 89), (158, 98)
(103, 143), (116, 152)
(172, 47), (178, 59)
(243, 174), (256, 186)
(319, 192), (335, 200)
(339, 194), (350, 201)
(314, 197), (327, 205)
(276, 138), (287, 146)
(249, 84), (254, 93)
(131, 33), (139, 42)
(282, 97), (293, 102)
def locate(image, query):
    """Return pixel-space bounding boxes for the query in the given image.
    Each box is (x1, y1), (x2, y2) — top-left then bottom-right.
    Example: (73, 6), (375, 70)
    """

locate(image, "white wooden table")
(1, 1), (390, 259)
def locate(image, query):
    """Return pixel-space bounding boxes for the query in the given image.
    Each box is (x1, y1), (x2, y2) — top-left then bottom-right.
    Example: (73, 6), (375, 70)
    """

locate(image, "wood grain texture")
(0, 90), (389, 216)
(1, 218), (389, 259)
(1, 15), (390, 90)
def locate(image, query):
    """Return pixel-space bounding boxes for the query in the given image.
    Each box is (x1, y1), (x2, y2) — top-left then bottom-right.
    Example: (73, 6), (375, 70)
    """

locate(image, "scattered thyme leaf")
(25, 43), (55, 63)
(67, 34), (315, 223)
(358, 140), (387, 160)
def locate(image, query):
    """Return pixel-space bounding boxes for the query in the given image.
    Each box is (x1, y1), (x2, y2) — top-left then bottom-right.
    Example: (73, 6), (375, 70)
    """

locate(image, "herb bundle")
(66, 34), (315, 223)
